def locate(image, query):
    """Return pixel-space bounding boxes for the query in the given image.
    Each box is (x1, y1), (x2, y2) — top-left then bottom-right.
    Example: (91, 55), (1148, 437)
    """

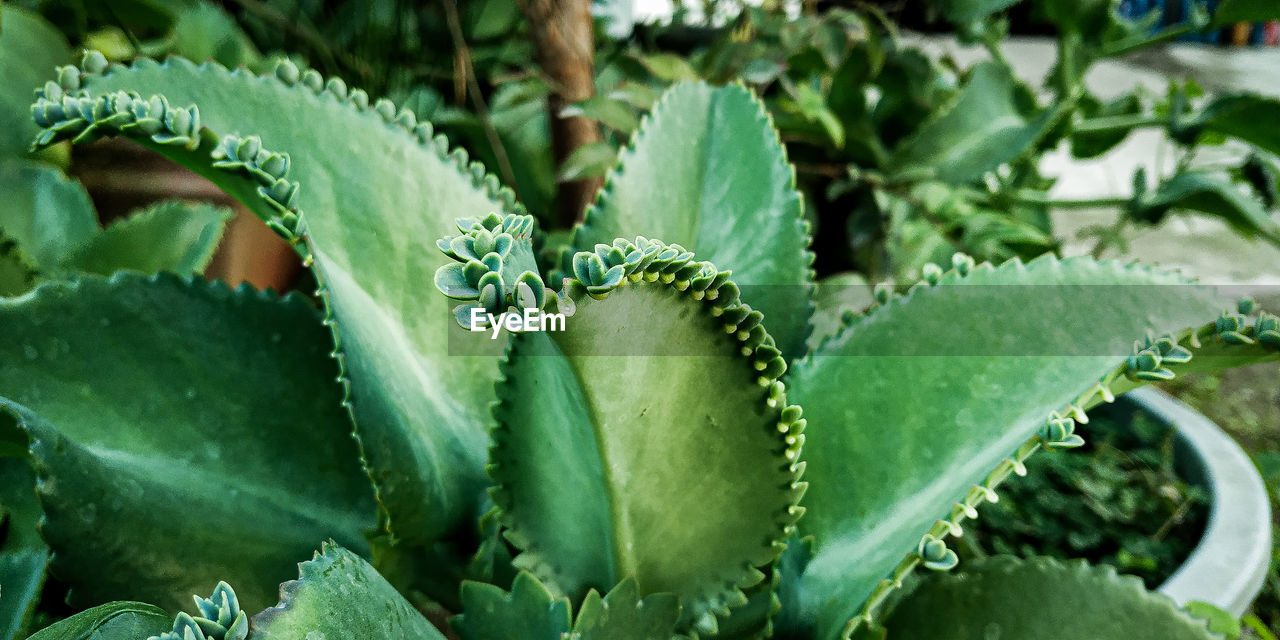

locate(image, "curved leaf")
(573, 81), (814, 361)
(1132, 171), (1280, 244)
(0, 273), (375, 612)
(0, 6), (72, 159)
(0, 161), (97, 272)
(0, 440), (47, 640)
(47, 55), (523, 543)
(248, 544), (445, 640)
(786, 255), (1232, 639)
(25, 602), (169, 640)
(889, 62), (1061, 184)
(491, 239), (804, 634)
(62, 200), (230, 276)
(881, 556), (1217, 639)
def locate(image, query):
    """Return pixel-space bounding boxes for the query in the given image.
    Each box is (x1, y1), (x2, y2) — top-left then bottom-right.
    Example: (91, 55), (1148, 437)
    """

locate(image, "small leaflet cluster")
(30, 52), (201, 153)
(147, 582), (249, 640)
(433, 212), (568, 328)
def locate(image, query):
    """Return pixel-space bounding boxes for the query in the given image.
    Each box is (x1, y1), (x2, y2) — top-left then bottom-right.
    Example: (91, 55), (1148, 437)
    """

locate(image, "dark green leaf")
(1188, 94), (1280, 157)
(1213, 0), (1280, 25)
(452, 573), (572, 640)
(24, 602), (169, 640)
(882, 557), (1218, 639)
(0, 274), (375, 613)
(0, 446), (47, 640)
(248, 544), (445, 640)
(1130, 171), (1280, 244)
(1071, 92), (1143, 159)
(928, 0), (1023, 24)
(574, 82), (815, 360)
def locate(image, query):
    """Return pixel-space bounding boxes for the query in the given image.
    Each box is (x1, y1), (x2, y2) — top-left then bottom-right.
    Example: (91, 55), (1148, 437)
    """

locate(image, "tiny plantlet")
(2, 31), (1278, 640)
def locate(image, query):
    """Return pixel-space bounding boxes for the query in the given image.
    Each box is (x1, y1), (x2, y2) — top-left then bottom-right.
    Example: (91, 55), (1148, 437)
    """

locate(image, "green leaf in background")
(573, 82), (815, 361)
(637, 53), (698, 82)
(890, 62), (1060, 184)
(1212, 0), (1280, 26)
(0, 274), (376, 613)
(1185, 93), (1280, 157)
(558, 141), (617, 182)
(927, 0), (1023, 24)
(0, 162), (97, 273)
(560, 96), (640, 134)
(0, 235), (36, 298)
(168, 3), (262, 71)
(1184, 601), (1244, 638)
(248, 544), (445, 640)
(1071, 92), (1143, 158)
(0, 6), (72, 160)
(786, 255), (1228, 639)
(881, 557), (1218, 639)
(24, 602), (170, 640)
(61, 200), (231, 277)
(69, 56), (522, 545)
(1130, 171), (1280, 244)
(808, 271), (874, 351)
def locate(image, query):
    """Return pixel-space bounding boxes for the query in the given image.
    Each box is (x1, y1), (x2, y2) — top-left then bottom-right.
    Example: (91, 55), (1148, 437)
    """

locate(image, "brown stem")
(518, 0), (603, 227)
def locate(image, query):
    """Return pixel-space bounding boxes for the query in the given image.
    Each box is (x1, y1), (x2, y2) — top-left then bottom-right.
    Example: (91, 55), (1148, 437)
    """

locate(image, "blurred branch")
(517, 0), (604, 227)
(441, 0), (520, 201)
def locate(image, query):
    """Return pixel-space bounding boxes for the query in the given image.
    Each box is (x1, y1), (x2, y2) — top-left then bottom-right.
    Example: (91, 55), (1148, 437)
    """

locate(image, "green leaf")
(1213, 0), (1280, 25)
(453, 574), (680, 640)
(1185, 94), (1280, 157)
(248, 543), (445, 640)
(0, 447), (48, 640)
(0, 274), (375, 613)
(1071, 92), (1142, 159)
(0, 234), (36, 298)
(66, 56), (523, 544)
(786, 255), (1232, 639)
(24, 601), (170, 640)
(637, 53), (698, 82)
(926, 0), (1023, 24)
(0, 6), (72, 159)
(1130, 171), (1280, 244)
(492, 250), (805, 634)
(561, 96), (640, 134)
(60, 200), (230, 277)
(573, 82), (814, 361)
(890, 62), (1060, 184)
(453, 573), (572, 640)
(168, 3), (262, 71)
(808, 272), (874, 352)
(1184, 601), (1243, 638)
(0, 161), (97, 273)
(558, 142), (617, 182)
(881, 557), (1218, 639)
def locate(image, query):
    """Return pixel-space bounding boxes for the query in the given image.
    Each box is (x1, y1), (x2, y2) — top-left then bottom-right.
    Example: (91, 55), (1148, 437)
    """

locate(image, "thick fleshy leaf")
(786, 255), (1233, 639)
(0, 161), (97, 272)
(452, 574), (680, 640)
(24, 602), (170, 640)
(882, 556), (1217, 639)
(0, 7), (71, 159)
(61, 200), (231, 276)
(492, 244), (804, 634)
(573, 82), (814, 361)
(0, 274), (375, 613)
(59, 56), (522, 543)
(248, 544), (445, 640)
(889, 62), (1059, 184)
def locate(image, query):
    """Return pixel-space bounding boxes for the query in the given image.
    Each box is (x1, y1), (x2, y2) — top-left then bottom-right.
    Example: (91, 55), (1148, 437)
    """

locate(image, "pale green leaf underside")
(73, 57), (518, 543)
(249, 544), (445, 640)
(0, 7), (72, 159)
(786, 255), (1229, 639)
(0, 161), (97, 272)
(574, 82), (814, 361)
(62, 199), (231, 276)
(889, 62), (1057, 183)
(0, 274), (375, 613)
(24, 601), (170, 640)
(494, 282), (800, 633)
(882, 556), (1217, 639)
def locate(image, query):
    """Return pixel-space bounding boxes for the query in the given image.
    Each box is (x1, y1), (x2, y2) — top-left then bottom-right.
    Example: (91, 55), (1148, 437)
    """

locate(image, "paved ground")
(911, 36), (1280, 293)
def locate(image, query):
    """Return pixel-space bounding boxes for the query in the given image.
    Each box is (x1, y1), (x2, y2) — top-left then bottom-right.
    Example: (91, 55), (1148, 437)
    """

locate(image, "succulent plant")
(3, 47), (1277, 640)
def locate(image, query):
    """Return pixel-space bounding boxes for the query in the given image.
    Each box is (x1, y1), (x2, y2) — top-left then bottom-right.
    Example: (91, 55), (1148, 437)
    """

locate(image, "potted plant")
(1, 33), (1279, 638)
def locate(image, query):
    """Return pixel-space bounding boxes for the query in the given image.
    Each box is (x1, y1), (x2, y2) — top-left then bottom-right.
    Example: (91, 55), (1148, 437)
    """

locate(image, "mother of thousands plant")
(2, 47), (1279, 640)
